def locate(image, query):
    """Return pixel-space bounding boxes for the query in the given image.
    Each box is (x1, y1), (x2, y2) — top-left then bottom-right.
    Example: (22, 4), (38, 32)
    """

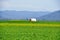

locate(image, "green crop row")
(0, 20), (60, 24)
(0, 26), (60, 40)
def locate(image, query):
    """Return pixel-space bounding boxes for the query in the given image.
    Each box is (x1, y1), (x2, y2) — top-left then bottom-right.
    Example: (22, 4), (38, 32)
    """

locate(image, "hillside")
(38, 10), (60, 21)
(0, 11), (50, 19)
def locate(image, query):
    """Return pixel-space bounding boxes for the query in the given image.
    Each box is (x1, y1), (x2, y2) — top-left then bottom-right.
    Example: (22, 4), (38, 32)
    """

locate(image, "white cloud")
(1, 0), (60, 11)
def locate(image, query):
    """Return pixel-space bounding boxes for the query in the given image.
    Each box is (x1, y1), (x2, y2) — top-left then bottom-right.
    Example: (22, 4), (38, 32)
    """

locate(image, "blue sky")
(0, 0), (60, 11)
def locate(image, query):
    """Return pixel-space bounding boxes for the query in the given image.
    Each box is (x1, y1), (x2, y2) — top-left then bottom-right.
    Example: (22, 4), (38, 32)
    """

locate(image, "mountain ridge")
(38, 10), (60, 21)
(0, 11), (50, 19)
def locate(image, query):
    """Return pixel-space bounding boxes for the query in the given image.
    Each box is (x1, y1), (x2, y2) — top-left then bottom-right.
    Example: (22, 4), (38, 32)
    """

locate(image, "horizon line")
(0, 9), (60, 12)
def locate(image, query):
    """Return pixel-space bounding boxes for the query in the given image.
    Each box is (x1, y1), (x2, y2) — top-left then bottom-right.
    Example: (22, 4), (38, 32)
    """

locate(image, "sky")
(0, 0), (60, 11)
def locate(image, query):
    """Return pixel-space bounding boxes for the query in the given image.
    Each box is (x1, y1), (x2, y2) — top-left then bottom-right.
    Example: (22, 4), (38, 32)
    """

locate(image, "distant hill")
(0, 11), (50, 20)
(0, 11), (2, 19)
(38, 10), (60, 21)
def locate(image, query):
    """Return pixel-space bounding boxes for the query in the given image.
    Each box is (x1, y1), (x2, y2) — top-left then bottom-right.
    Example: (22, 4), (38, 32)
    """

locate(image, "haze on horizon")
(0, 0), (60, 11)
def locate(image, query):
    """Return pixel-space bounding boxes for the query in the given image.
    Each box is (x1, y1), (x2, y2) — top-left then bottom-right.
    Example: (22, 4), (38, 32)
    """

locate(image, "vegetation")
(0, 20), (60, 40)
(0, 20), (60, 24)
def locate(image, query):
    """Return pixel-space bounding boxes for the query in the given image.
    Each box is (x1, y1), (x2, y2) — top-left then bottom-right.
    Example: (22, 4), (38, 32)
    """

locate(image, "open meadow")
(0, 20), (60, 40)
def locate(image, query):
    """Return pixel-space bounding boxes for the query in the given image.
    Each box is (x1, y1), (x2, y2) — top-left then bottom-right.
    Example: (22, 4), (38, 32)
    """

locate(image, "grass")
(0, 23), (60, 27)
(0, 20), (60, 24)
(0, 20), (60, 40)
(0, 26), (60, 40)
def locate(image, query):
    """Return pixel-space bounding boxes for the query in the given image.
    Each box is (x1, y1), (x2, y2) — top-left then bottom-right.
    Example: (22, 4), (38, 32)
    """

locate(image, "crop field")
(0, 20), (60, 40)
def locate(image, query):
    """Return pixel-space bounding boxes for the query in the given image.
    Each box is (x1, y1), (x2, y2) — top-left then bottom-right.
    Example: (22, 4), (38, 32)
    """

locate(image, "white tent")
(30, 18), (37, 22)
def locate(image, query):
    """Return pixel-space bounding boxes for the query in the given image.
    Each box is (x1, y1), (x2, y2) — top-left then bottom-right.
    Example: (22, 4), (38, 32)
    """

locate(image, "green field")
(0, 20), (60, 40)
